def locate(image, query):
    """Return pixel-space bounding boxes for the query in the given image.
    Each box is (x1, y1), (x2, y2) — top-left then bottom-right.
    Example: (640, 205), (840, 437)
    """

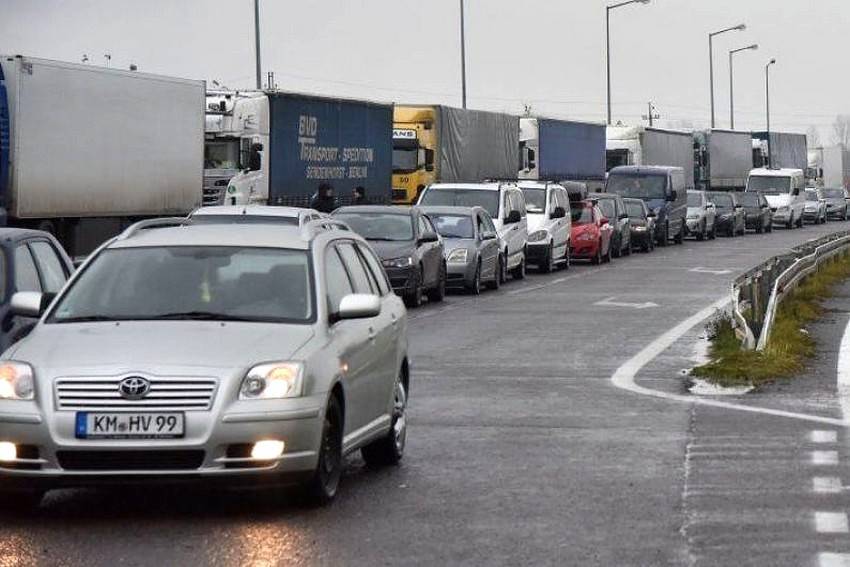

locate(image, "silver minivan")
(518, 181), (571, 272)
(418, 183), (528, 282)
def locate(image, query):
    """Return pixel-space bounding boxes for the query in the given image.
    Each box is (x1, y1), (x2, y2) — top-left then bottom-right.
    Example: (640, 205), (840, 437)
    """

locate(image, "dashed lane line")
(813, 477), (843, 494)
(819, 553), (850, 567)
(812, 430), (840, 444)
(815, 512), (850, 534)
(812, 451), (840, 466)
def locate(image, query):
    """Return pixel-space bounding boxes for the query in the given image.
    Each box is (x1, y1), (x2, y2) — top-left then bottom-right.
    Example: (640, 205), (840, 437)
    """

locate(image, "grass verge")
(692, 252), (850, 388)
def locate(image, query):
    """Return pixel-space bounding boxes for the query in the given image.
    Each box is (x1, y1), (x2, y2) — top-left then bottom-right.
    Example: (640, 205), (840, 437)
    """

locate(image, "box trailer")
(693, 129), (752, 191)
(224, 91), (393, 207)
(391, 105), (519, 203)
(752, 131), (807, 171)
(0, 55), (204, 255)
(606, 126), (695, 189)
(519, 117), (606, 190)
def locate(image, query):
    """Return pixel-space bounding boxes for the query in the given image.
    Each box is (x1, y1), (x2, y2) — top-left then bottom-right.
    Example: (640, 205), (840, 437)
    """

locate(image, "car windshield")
(805, 191), (820, 202)
(571, 205), (594, 225)
(429, 214), (474, 239)
(334, 212), (414, 241)
(625, 201), (645, 219)
(710, 194), (733, 208)
(824, 188), (845, 199)
(606, 174), (668, 200)
(738, 192), (760, 206)
(392, 148), (418, 173)
(747, 176), (791, 194)
(687, 193), (702, 207)
(419, 189), (500, 218)
(521, 188), (546, 213)
(190, 214), (299, 226)
(49, 247), (313, 324)
(596, 199), (616, 219)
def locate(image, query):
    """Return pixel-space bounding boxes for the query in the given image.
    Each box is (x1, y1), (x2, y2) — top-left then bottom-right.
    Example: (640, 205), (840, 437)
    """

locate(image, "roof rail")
(300, 218), (351, 240)
(116, 217), (189, 241)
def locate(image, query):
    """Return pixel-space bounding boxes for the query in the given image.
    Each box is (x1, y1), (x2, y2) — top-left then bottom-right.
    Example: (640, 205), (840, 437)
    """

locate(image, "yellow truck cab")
(392, 106), (437, 204)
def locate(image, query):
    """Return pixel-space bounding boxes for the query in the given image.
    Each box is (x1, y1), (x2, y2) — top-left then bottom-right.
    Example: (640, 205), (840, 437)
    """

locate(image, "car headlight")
(687, 215), (700, 220)
(447, 248), (469, 264)
(577, 232), (596, 242)
(240, 362), (303, 400)
(0, 362), (35, 400)
(382, 256), (413, 269)
(528, 230), (548, 243)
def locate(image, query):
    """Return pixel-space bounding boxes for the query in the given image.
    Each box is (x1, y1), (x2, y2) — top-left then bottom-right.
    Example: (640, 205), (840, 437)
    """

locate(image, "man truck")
(221, 91), (393, 207)
(391, 105), (519, 204)
(751, 131), (807, 171)
(693, 129), (752, 191)
(606, 126), (695, 189)
(0, 55), (204, 256)
(518, 117), (606, 191)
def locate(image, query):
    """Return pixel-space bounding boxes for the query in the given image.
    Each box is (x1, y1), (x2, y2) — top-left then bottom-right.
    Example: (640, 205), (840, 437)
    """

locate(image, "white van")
(745, 168), (806, 229)
(417, 183), (528, 281)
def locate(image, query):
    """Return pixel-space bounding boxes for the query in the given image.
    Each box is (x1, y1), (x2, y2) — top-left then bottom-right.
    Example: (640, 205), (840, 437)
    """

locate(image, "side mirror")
(668, 190), (678, 202)
(792, 188), (800, 196)
(337, 294), (381, 320)
(551, 206), (566, 219)
(10, 291), (46, 318)
(505, 210), (522, 224)
(418, 231), (439, 244)
(481, 231), (497, 241)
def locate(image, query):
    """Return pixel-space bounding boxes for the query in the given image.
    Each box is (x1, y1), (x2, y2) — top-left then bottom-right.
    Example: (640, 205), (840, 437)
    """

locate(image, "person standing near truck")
(352, 186), (368, 205)
(311, 183), (337, 213)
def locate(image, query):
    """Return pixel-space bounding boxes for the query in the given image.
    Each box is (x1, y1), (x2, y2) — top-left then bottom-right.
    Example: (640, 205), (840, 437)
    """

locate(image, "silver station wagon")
(0, 218), (410, 507)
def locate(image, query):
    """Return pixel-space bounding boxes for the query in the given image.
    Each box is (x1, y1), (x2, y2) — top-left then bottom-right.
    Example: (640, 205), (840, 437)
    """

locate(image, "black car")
(333, 206), (446, 308)
(707, 192), (746, 237)
(590, 193), (631, 257)
(623, 198), (655, 252)
(738, 192), (773, 233)
(0, 229), (74, 351)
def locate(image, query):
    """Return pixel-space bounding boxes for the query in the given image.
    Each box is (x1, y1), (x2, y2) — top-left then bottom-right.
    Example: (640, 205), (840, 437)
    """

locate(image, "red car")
(570, 201), (614, 264)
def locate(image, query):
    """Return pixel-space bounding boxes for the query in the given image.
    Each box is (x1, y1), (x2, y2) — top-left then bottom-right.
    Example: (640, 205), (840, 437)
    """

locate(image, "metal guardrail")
(732, 230), (850, 350)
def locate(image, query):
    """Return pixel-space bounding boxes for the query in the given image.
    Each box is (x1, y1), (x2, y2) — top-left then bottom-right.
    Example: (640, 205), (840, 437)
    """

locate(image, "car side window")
(416, 215), (429, 237)
(29, 240), (68, 294)
(14, 245), (42, 293)
(355, 242), (390, 296)
(483, 213), (497, 234)
(476, 213), (486, 236)
(337, 242), (374, 295)
(325, 245), (354, 314)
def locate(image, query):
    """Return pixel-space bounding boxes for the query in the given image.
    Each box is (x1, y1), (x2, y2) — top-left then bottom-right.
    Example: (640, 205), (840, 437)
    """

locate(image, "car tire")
(0, 490), (44, 514)
(540, 243), (554, 273)
(560, 245), (571, 271)
(766, 221), (773, 233)
(467, 262), (482, 295)
(361, 371), (407, 468)
(623, 236), (632, 256)
(657, 224), (669, 247)
(512, 252), (526, 280)
(425, 263), (446, 303)
(612, 234), (622, 258)
(305, 395), (344, 506)
(591, 243), (602, 265)
(696, 221), (705, 241)
(674, 221), (684, 245)
(499, 250), (509, 284)
(604, 241), (613, 263)
(797, 215), (804, 229)
(709, 223), (717, 240)
(756, 220), (764, 234)
(403, 270), (423, 308)
(487, 256), (502, 290)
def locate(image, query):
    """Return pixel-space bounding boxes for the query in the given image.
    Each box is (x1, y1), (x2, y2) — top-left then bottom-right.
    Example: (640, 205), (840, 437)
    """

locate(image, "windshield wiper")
(150, 311), (255, 321)
(56, 315), (122, 323)
(367, 237), (408, 242)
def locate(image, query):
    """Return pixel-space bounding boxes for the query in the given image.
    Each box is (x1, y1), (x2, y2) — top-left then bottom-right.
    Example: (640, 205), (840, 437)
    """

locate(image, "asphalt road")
(3, 221), (850, 567)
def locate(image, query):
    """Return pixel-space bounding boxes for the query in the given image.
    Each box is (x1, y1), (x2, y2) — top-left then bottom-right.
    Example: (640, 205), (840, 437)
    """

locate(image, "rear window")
(687, 193), (702, 207)
(570, 205), (593, 225)
(824, 188), (845, 199)
(625, 201), (645, 218)
(190, 214), (298, 226)
(738, 193), (760, 206)
(606, 174), (667, 200)
(419, 188), (499, 218)
(709, 193), (733, 208)
(805, 190), (819, 202)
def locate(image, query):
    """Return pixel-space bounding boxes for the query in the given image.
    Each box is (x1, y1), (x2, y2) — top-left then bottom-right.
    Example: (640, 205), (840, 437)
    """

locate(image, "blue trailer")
(519, 117), (607, 189)
(225, 92), (394, 207)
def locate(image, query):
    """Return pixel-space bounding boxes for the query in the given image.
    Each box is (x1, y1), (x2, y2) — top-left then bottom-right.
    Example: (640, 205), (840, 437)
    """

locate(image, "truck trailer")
(0, 55), (204, 255)
(519, 117), (606, 191)
(752, 131), (807, 171)
(606, 126), (695, 189)
(392, 105), (519, 204)
(693, 129), (752, 191)
(808, 146), (850, 189)
(223, 91), (393, 207)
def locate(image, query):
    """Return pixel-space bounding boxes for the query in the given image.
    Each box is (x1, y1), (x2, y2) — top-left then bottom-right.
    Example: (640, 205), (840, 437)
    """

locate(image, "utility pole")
(254, 0), (262, 90)
(459, 0), (467, 109)
(642, 102), (660, 127)
(765, 59), (776, 167)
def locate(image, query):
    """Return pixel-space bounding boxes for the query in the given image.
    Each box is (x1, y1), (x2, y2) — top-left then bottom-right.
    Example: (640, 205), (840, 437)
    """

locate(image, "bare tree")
(832, 115), (850, 148)
(806, 126), (821, 148)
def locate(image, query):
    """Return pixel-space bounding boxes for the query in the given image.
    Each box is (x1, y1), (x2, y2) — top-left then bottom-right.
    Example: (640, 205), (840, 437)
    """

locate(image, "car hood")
(442, 237), (476, 254)
(527, 213), (546, 233)
(645, 198), (667, 213)
(7, 321), (315, 374)
(686, 207), (702, 216)
(764, 194), (791, 208)
(804, 201), (819, 210)
(368, 239), (416, 260)
(825, 197), (845, 206)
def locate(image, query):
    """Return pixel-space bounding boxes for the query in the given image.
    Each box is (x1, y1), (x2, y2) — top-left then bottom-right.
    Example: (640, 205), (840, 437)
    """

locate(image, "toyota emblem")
(118, 376), (151, 400)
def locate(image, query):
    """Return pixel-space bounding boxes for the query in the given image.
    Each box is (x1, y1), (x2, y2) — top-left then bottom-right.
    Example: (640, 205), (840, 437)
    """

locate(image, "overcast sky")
(3, 0), (848, 143)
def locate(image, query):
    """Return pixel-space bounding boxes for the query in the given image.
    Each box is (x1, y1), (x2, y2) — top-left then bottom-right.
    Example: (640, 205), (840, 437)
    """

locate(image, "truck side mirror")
(424, 149), (435, 172)
(248, 143), (263, 172)
(668, 190), (678, 202)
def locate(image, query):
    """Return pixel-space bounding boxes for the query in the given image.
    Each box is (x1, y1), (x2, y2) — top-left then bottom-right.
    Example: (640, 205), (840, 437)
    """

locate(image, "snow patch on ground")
(688, 377), (753, 396)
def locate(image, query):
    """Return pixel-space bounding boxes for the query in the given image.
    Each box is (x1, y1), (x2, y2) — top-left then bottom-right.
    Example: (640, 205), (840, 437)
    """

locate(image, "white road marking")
(814, 512), (849, 534)
(594, 296), (659, 310)
(812, 451), (840, 465)
(836, 313), (850, 422)
(690, 267), (733, 275)
(610, 295), (850, 427)
(820, 553), (850, 567)
(811, 430), (839, 443)
(813, 477), (843, 493)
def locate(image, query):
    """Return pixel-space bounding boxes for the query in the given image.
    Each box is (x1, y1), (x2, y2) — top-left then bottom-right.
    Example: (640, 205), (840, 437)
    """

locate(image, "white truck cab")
(745, 168), (806, 229)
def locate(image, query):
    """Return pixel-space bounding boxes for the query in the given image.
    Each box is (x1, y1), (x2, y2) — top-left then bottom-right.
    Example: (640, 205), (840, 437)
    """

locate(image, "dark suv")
(590, 192), (631, 257)
(605, 166), (688, 247)
(738, 191), (773, 233)
(333, 206), (446, 308)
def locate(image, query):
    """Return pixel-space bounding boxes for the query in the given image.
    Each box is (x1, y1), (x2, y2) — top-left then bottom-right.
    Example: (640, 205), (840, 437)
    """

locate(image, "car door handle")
(368, 326), (376, 341)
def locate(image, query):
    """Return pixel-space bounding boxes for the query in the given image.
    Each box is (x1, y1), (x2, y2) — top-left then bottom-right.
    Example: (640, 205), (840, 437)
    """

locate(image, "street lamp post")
(765, 58), (776, 167)
(709, 24), (746, 129)
(606, 0), (651, 125)
(460, 0), (467, 109)
(729, 44), (759, 130)
(254, 0), (262, 89)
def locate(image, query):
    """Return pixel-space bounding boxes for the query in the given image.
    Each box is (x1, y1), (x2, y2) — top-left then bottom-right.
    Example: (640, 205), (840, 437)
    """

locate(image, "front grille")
(202, 185), (226, 206)
(57, 450), (204, 471)
(392, 189), (408, 202)
(55, 377), (217, 411)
